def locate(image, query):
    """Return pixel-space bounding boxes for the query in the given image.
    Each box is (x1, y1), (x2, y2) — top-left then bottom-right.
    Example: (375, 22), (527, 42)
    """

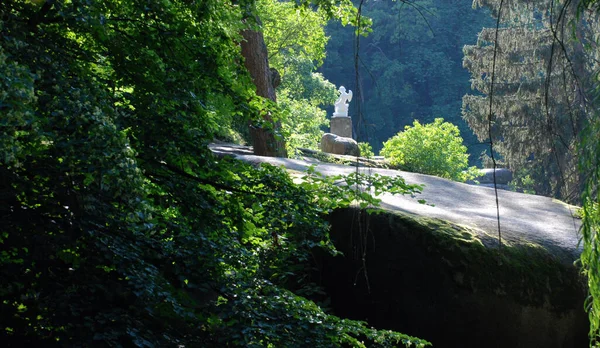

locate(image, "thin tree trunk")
(241, 19), (287, 158)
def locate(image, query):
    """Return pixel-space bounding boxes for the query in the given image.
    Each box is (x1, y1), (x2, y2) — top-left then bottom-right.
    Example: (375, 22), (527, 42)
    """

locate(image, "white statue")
(333, 86), (353, 117)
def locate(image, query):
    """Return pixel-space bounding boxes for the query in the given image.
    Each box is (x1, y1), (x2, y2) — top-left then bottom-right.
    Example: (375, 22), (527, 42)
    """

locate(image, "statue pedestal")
(330, 116), (352, 139)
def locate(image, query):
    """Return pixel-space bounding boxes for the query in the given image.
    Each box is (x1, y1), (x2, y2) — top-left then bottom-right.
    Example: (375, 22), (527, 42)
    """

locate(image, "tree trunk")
(241, 19), (288, 158)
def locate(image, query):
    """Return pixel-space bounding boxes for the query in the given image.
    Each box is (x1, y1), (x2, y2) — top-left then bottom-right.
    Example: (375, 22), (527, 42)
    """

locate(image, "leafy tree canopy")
(259, 0), (338, 153)
(0, 0), (429, 346)
(463, 0), (599, 202)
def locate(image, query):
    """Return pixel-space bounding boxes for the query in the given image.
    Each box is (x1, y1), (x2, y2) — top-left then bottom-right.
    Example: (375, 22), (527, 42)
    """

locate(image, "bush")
(380, 118), (476, 181)
(508, 167), (537, 194)
(358, 142), (375, 158)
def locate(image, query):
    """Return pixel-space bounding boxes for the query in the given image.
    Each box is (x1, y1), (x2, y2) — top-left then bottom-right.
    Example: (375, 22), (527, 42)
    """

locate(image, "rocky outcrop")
(468, 168), (513, 188)
(208, 143), (587, 346)
(320, 133), (359, 156)
(209, 143), (581, 262)
(317, 207), (588, 348)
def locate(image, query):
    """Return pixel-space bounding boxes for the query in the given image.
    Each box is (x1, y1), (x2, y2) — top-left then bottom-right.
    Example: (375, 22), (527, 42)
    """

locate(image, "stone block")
(330, 116), (353, 138)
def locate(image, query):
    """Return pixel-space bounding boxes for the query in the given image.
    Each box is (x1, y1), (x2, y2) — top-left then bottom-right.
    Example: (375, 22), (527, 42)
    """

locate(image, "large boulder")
(470, 168), (513, 185)
(321, 133), (359, 156)
(319, 208), (588, 348)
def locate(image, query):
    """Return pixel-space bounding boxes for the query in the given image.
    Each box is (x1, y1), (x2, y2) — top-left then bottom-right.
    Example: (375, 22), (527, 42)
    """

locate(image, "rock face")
(208, 143), (587, 346)
(320, 133), (359, 156)
(208, 144), (581, 262)
(317, 207), (588, 348)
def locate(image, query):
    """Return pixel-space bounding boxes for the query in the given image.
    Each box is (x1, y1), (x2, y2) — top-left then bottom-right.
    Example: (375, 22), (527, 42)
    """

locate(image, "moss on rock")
(375, 209), (583, 311)
(319, 207), (588, 348)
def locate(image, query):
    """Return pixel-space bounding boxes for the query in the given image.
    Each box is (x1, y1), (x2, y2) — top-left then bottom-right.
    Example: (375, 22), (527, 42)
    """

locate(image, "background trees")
(462, 0), (597, 202)
(463, 0), (600, 342)
(320, 0), (492, 159)
(259, 0), (338, 154)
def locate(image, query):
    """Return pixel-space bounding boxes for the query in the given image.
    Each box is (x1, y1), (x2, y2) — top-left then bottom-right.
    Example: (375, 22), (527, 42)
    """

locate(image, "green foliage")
(579, 2), (600, 343)
(280, 93), (329, 152)
(276, 58), (337, 153)
(581, 194), (600, 345)
(321, 0), (493, 159)
(260, 0), (337, 153)
(359, 142), (375, 158)
(214, 280), (429, 347)
(260, 0), (329, 68)
(579, 115), (600, 345)
(301, 165), (423, 210)
(0, 0), (429, 346)
(0, 46), (37, 165)
(463, 0), (595, 202)
(508, 169), (537, 195)
(381, 118), (477, 181)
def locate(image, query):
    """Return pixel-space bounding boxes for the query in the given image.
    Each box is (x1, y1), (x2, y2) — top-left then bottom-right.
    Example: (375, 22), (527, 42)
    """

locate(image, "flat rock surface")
(210, 144), (582, 262)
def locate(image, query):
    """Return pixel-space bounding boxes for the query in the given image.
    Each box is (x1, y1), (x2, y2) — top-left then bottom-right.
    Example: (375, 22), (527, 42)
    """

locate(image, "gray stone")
(320, 133), (359, 156)
(330, 116), (353, 138)
(208, 143), (581, 262)
(479, 183), (511, 191)
(471, 168), (513, 184)
(208, 142), (586, 348)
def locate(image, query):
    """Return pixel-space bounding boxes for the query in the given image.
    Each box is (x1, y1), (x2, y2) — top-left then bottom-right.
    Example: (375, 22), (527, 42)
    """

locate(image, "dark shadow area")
(316, 207), (589, 348)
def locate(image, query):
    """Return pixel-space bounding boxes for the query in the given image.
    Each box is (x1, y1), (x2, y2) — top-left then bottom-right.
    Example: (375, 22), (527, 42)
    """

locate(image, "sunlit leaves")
(260, 0), (329, 67)
(381, 118), (478, 181)
(259, 0), (337, 154)
(1, 0), (429, 346)
(216, 279), (431, 347)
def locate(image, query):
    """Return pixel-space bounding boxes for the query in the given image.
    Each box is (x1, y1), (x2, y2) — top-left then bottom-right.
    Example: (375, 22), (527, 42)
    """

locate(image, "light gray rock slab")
(209, 144), (582, 263)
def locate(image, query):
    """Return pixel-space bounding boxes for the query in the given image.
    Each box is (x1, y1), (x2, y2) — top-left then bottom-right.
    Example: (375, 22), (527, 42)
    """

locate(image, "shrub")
(380, 118), (476, 181)
(358, 142), (375, 158)
(508, 167), (537, 194)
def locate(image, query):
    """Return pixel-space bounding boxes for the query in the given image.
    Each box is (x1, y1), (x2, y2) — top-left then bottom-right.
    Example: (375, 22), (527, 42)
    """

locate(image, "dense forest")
(2, 0), (600, 346)
(320, 0), (493, 159)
